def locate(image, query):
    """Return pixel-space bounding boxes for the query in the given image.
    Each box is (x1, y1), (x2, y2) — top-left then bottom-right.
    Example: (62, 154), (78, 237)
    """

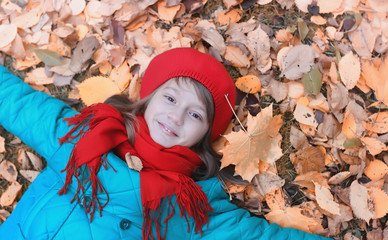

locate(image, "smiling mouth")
(158, 121), (177, 137)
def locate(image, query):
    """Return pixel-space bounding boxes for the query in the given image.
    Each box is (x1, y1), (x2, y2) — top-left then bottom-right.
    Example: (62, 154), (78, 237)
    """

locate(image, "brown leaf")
(261, 79), (288, 103)
(253, 172), (285, 196)
(0, 182), (22, 207)
(223, 0), (242, 9)
(26, 151), (43, 171)
(19, 170), (39, 183)
(290, 125), (310, 150)
(350, 180), (374, 222)
(0, 135), (5, 153)
(290, 146), (325, 175)
(328, 171), (351, 185)
(314, 181), (340, 215)
(224, 45), (250, 68)
(69, 36), (100, 73)
(361, 57), (388, 106)
(360, 137), (387, 156)
(0, 24), (17, 48)
(327, 204), (353, 236)
(0, 209), (10, 221)
(24, 67), (54, 85)
(217, 9), (242, 26)
(0, 160), (18, 183)
(338, 51), (361, 90)
(363, 112), (388, 134)
(12, 6), (42, 29)
(246, 26), (272, 73)
(327, 82), (349, 111)
(69, 0), (85, 15)
(348, 17), (378, 58)
(281, 44), (318, 80)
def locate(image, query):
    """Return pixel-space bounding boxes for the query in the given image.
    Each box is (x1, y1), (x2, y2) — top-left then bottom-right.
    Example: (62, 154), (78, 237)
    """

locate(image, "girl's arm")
(0, 65), (76, 160)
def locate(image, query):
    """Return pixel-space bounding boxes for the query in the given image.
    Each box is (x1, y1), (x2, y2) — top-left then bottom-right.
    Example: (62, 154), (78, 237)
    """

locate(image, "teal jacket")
(0, 66), (330, 239)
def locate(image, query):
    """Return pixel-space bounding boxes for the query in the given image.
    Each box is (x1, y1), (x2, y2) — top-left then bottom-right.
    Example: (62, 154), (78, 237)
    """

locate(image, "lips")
(158, 121), (178, 137)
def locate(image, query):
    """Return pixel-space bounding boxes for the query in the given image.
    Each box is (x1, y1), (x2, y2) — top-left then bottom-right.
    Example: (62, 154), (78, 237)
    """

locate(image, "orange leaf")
(224, 45), (250, 68)
(364, 159), (388, 181)
(221, 105), (283, 181)
(265, 189), (285, 211)
(78, 76), (121, 106)
(265, 206), (319, 233)
(338, 51), (361, 90)
(369, 188), (388, 219)
(328, 171), (351, 185)
(157, 1), (182, 22)
(0, 182), (22, 207)
(109, 60), (133, 91)
(363, 111), (388, 134)
(342, 111), (357, 139)
(217, 9), (242, 26)
(361, 57), (388, 106)
(287, 81), (305, 99)
(294, 102), (318, 128)
(314, 181), (340, 215)
(24, 67), (54, 85)
(12, 6), (42, 29)
(0, 135), (5, 153)
(235, 75), (261, 94)
(360, 137), (387, 156)
(26, 151), (43, 171)
(0, 160), (17, 183)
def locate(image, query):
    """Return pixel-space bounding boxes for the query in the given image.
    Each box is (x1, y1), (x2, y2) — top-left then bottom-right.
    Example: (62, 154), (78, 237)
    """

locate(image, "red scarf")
(58, 103), (213, 239)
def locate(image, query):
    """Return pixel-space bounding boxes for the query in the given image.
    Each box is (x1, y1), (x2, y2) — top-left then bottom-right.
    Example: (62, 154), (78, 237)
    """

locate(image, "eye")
(190, 112), (202, 120)
(164, 95), (175, 103)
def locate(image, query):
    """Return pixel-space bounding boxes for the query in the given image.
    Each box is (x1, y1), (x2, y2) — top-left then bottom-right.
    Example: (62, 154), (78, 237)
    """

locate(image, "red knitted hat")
(140, 48), (236, 141)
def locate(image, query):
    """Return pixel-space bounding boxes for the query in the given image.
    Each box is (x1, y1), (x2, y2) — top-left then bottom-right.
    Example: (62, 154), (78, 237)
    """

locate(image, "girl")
(0, 48), (329, 239)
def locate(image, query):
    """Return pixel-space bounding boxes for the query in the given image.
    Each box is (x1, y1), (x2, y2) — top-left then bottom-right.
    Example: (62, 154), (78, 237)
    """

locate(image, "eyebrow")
(163, 86), (207, 113)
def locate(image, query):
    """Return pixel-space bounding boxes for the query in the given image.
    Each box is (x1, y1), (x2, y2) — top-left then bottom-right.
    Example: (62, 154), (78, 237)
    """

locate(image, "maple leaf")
(221, 105), (283, 181)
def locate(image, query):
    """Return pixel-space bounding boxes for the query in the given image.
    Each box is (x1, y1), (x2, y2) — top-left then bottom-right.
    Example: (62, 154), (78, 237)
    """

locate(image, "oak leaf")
(221, 105), (283, 181)
(349, 180), (374, 222)
(265, 206), (319, 233)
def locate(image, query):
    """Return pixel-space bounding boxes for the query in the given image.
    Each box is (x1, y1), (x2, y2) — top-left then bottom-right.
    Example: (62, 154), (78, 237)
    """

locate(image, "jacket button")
(120, 219), (131, 230)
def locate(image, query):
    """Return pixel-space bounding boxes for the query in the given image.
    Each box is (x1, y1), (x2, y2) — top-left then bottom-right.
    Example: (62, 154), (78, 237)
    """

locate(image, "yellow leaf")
(369, 188), (388, 219)
(314, 182), (340, 215)
(221, 105), (283, 181)
(364, 159), (388, 181)
(235, 75), (261, 94)
(78, 76), (121, 106)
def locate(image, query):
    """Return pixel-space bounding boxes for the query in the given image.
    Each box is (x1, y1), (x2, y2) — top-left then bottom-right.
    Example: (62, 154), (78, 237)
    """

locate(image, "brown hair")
(104, 76), (221, 180)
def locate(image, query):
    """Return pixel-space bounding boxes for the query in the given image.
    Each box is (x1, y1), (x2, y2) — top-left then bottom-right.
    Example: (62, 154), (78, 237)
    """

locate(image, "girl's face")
(144, 79), (209, 148)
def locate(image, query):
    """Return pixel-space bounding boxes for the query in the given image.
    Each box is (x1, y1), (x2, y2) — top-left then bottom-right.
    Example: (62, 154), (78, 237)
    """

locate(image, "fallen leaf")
(33, 49), (64, 67)
(265, 189), (285, 211)
(265, 206), (319, 233)
(109, 60), (132, 91)
(342, 111), (357, 139)
(224, 45), (250, 68)
(301, 64), (322, 95)
(360, 137), (387, 156)
(253, 172), (285, 196)
(19, 170), (39, 182)
(317, 113), (341, 139)
(24, 67), (54, 85)
(327, 204), (353, 236)
(0, 24), (17, 48)
(217, 9), (242, 26)
(247, 26), (272, 73)
(17, 149), (31, 170)
(287, 81), (305, 99)
(281, 44), (318, 80)
(221, 105), (283, 181)
(361, 57), (388, 106)
(196, 20), (226, 55)
(0, 136), (5, 153)
(69, 0), (85, 15)
(364, 159), (388, 181)
(0, 209), (10, 221)
(363, 112), (388, 134)
(0, 160), (18, 183)
(348, 17), (378, 58)
(295, 0), (342, 13)
(235, 75), (261, 94)
(0, 181), (22, 207)
(223, 0), (242, 9)
(350, 180), (374, 222)
(338, 51), (360, 90)
(328, 171), (351, 185)
(314, 181), (340, 215)
(294, 102), (318, 128)
(261, 79), (288, 103)
(369, 188), (388, 219)
(290, 146), (325, 175)
(12, 6), (42, 29)
(327, 82), (349, 111)
(157, 1), (182, 22)
(78, 76), (121, 106)
(69, 36), (100, 73)
(26, 151), (43, 171)
(290, 125), (310, 150)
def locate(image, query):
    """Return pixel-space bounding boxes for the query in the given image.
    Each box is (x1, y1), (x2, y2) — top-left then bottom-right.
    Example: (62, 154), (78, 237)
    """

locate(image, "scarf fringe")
(142, 176), (213, 240)
(57, 105), (113, 222)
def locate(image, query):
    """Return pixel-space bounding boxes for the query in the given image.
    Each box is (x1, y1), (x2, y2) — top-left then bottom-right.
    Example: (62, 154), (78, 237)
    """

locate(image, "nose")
(168, 108), (184, 126)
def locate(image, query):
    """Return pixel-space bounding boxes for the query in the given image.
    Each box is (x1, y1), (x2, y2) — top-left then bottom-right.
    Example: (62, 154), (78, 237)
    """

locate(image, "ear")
(125, 152), (143, 171)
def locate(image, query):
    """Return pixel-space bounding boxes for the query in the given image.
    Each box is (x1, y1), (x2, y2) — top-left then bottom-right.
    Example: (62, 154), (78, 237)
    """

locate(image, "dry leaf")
(12, 6), (42, 29)
(360, 137), (387, 156)
(24, 67), (54, 85)
(343, 111), (357, 139)
(261, 79), (288, 103)
(221, 105), (283, 181)
(350, 180), (374, 222)
(69, 0), (86, 15)
(19, 170), (39, 182)
(69, 36), (100, 73)
(327, 204), (353, 236)
(290, 126), (310, 150)
(224, 45), (250, 68)
(0, 209), (10, 221)
(293, 102), (318, 128)
(265, 206), (319, 233)
(26, 151), (43, 171)
(253, 172), (285, 196)
(78, 76), (121, 106)
(247, 26), (272, 73)
(338, 51), (360, 90)
(265, 189), (285, 211)
(287, 81), (305, 99)
(314, 181), (340, 215)
(0, 24), (17, 48)
(281, 45), (318, 80)
(364, 159), (388, 181)
(0, 182), (22, 207)
(157, 1), (182, 22)
(363, 112), (388, 134)
(0, 136), (5, 153)
(290, 146), (326, 175)
(361, 57), (388, 106)
(369, 188), (388, 219)
(217, 9), (242, 26)
(0, 160), (18, 183)
(328, 171), (351, 185)
(109, 60), (132, 91)
(196, 20), (226, 55)
(235, 75), (261, 94)
(348, 17), (378, 58)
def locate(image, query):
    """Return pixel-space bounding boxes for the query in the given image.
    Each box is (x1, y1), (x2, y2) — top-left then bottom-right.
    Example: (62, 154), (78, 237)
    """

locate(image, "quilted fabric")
(0, 66), (330, 240)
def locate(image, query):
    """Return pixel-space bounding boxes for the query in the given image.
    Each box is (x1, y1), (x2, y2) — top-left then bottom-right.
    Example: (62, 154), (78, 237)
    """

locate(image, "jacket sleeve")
(197, 178), (332, 240)
(0, 65), (77, 160)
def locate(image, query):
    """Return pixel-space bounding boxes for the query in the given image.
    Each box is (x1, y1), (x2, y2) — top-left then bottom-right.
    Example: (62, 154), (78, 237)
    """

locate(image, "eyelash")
(164, 95), (203, 121)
